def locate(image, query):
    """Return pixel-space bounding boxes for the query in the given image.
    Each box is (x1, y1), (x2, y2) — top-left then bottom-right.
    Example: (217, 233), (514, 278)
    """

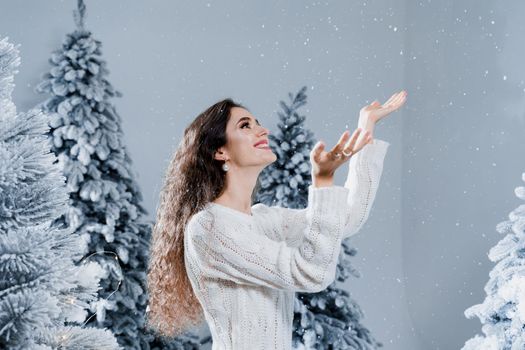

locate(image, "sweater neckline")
(207, 202), (255, 219)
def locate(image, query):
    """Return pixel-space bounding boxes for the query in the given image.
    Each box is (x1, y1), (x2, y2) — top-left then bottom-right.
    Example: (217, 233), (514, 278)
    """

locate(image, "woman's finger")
(387, 95), (406, 113)
(357, 133), (373, 150)
(381, 94), (406, 115)
(382, 92), (400, 106)
(355, 130), (372, 150)
(310, 140), (325, 161)
(386, 90), (407, 106)
(391, 91), (405, 105)
(328, 130), (352, 155)
(388, 91), (407, 108)
(343, 128), (363, 154)
(351, 135), (370, 154)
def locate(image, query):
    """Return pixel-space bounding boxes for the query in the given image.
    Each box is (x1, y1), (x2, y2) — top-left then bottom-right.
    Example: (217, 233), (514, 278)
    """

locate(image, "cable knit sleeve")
(340, 138), (389, 238)
(272, 138), (389, 242)
(185, 185), (350, 293)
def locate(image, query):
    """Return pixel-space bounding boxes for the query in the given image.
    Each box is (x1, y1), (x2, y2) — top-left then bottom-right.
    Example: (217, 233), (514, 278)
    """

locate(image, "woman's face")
(214, 107), (277, 170)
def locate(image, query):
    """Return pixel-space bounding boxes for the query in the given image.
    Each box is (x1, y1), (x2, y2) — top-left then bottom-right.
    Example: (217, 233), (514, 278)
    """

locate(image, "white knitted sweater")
(184, 138), (390, 350)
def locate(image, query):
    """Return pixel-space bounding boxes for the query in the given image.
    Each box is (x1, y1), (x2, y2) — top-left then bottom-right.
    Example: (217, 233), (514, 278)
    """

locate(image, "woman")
(146, 91), (407, 349)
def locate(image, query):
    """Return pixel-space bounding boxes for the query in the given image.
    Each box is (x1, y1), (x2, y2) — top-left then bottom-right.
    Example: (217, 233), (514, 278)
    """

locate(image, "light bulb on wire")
(56, 250), (124, 346)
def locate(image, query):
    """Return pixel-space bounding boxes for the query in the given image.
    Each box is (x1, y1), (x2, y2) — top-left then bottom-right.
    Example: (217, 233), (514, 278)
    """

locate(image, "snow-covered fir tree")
(462, 172), (525, 350)
(254, 86), (382, 349)
(0, 35), (119, 350)
(34, 1), (200, 349)
(255, 86), (313, 208)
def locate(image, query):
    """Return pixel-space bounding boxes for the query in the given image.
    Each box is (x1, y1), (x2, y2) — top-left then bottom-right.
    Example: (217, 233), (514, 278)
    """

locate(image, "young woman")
(146, 91), (407, 349)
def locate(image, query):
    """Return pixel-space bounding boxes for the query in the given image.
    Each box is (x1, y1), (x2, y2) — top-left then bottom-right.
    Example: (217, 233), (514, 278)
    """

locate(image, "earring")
(222, 161), (229, 172)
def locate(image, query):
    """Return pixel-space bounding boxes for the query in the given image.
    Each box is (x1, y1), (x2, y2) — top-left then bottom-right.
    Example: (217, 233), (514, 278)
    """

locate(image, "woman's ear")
(214, 147), (228, 161)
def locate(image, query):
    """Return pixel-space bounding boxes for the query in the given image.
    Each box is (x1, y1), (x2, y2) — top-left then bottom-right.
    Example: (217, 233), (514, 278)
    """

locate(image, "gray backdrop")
(2, 1), (524, 349)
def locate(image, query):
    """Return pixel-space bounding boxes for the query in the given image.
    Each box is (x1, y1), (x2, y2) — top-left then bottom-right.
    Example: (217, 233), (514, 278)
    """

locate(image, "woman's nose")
(258, 125), (270, 135)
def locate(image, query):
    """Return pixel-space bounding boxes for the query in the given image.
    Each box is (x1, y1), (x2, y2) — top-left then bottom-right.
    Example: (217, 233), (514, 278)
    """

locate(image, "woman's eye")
(241, 122), (250, 128)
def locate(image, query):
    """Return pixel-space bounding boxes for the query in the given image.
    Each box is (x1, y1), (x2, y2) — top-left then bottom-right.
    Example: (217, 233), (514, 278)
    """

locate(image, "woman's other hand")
(360, 90), (407, 124)
(358, 90), (407, 144)
(310, 128), (371, 186)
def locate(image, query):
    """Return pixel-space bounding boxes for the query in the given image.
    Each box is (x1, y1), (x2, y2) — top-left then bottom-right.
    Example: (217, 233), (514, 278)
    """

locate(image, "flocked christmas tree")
(33, 1), (201, 349)
(462, 172), (525, 349)
(254, 86), (382, 349)
(0, 35), (119, 350)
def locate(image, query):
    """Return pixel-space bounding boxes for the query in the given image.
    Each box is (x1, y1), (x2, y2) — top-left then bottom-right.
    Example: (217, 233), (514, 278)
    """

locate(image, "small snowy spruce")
(463, 172), (525, 350)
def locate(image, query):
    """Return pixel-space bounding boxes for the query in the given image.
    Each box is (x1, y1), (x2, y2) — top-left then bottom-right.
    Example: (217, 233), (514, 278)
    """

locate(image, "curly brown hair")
(145, 98), (262, 339)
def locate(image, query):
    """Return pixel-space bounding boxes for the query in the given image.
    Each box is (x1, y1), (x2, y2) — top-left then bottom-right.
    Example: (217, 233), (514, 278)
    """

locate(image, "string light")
(56, 250), (124, 346)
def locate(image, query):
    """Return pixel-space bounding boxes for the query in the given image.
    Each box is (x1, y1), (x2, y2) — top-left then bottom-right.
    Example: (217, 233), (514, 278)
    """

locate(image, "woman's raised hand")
(310, 128), (371, 179)
(357, 89), (407, 148)
(360, 90), (407, 124)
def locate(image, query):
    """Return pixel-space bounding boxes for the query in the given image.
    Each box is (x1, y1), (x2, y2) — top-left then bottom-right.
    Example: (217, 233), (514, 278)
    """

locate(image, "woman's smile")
(254, 139), (271, 150)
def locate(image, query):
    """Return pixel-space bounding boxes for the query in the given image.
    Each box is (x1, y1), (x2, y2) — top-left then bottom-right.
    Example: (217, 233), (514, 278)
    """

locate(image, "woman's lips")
(254, 144), (271, 150)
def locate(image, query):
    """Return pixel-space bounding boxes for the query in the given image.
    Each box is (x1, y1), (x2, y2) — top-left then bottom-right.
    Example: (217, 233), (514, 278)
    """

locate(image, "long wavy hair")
(145, 98), (262, 339)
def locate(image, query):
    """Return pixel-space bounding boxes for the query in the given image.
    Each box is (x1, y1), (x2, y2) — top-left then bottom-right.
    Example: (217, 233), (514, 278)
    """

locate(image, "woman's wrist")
(358, 115), (376, 134)
(312, 176), (334, 188)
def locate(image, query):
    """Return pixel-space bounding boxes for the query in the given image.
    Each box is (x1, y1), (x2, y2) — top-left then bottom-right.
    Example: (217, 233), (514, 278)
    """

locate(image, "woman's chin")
(259, 152), (277, 164)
